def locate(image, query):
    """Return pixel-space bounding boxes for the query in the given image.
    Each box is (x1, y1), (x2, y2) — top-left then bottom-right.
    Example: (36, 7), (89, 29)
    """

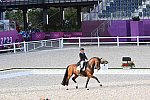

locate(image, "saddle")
(77, 62), (88, 71)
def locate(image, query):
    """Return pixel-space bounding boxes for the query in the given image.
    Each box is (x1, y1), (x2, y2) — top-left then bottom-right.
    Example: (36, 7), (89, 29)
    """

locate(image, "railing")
(26, 39), (61, 52)
(0, 38), (61, 53)
(82, 0), (145, 21)
(0, 0), (98, 6)
(82, 12), (133, 21)
(61, 36), (150, 48)
(1, 36), (150, 54)
(0, 42), (25, 53)
(91, 20), (110, 37)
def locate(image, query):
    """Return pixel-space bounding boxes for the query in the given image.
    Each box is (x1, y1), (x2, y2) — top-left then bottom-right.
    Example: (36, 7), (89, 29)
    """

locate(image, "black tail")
(61, 66), (69, 86)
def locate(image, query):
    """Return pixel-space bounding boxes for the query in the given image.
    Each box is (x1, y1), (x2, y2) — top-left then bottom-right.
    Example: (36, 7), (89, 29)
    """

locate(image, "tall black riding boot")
(80, 67), (83, 73)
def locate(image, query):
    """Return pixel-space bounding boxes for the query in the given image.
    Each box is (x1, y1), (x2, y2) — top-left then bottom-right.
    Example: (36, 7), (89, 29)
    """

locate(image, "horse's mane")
(89, 57), (101, 62)
(88, 57), (102, 70)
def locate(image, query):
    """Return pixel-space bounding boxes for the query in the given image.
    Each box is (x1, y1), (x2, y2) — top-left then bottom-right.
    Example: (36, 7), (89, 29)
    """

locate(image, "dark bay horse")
(61, 57), (102, 90)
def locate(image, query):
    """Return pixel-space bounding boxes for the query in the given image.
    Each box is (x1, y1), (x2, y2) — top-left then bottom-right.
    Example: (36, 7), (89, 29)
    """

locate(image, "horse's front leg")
(92, 76), (102, 87)
(72, 75), (79, 89)
(85, 77), (90, 90)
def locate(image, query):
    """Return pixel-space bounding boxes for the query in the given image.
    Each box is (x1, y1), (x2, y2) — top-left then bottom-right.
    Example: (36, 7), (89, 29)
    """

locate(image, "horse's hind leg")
(92, 76), (102, 87)
(72, 75), (79, 89)
(85, 77), (90, 90)
(66, 74), (73, 90)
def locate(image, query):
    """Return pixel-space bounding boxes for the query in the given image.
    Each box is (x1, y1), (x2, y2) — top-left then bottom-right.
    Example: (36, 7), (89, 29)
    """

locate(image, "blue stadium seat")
(85, 0), (148, 20)
(96, 0), (143, 19)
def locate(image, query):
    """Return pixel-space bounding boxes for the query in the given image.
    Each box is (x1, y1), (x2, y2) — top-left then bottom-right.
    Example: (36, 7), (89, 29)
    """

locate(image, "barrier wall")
(82, 19), (150, 41)
(0, 30), (23, 45)
(31, 32), (82, 41)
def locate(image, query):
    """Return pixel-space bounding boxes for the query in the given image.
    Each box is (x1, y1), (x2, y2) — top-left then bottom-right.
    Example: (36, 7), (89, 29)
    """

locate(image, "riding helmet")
(80, 48), (84, 50)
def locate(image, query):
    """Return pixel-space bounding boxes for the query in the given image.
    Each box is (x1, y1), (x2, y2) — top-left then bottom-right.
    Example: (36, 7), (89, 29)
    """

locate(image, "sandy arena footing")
(0, 46), (150, 100)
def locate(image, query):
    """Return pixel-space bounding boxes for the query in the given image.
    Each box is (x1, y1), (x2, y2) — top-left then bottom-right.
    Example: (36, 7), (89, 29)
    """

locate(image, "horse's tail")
(61, 66), (69, 86)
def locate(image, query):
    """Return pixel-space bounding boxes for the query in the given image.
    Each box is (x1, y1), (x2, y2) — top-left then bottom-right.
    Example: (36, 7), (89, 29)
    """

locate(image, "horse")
(61, 57), (102, 90)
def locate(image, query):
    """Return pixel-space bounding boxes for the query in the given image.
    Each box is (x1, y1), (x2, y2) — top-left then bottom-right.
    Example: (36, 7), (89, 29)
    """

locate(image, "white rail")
(0, 38), (61, 53)
(60, 36), (150, 48)
(1, 36), (150, 54)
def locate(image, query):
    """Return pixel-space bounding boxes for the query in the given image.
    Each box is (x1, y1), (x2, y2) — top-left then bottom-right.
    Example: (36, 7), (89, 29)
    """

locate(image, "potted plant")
(101, 59), (109, 70)
(121, 61), (135, 69)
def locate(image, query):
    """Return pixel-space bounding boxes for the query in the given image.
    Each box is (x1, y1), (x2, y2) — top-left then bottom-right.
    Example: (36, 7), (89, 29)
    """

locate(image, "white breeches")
(80, 61), (85, 68)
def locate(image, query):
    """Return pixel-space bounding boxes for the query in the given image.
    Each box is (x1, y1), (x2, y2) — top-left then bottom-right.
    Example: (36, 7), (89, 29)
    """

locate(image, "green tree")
(5, 10), (23, 29)
(5, 7), (84, 32)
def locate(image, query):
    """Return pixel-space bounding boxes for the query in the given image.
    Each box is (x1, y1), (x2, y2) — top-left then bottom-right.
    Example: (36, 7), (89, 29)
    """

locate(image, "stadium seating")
(83, 0), (150, 21)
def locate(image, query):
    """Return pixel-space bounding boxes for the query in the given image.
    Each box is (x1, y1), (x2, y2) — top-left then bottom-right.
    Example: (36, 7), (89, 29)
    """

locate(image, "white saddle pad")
(77, 66), (80, 71)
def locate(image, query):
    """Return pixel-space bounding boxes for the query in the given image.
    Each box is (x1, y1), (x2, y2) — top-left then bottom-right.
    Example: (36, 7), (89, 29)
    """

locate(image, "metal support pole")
(81, 12), (83, 22)
(43, 7), (48, 25)
(22, 8), (28, 31)
(60, 7), (64, 28)
(77, 7), (81, 28)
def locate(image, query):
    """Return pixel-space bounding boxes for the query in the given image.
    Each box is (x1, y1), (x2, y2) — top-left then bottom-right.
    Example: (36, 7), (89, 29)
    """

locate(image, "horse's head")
(95, 57), (102, 70)
(88, 57), (102, 71)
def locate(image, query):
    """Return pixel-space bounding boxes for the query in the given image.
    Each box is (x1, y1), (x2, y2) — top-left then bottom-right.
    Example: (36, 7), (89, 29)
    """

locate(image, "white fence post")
(61, 38), (64, 48)
(13, 43), (16, 53)
(98, 37), (100, 47)
(137, 36), (139, 46)
(44, 41), (46, 47)
(34, 43), (36, 49)
(117, 36), (119, 46)
(23, 41), (27, 53)
(26, 42), (29, 52)
(50, 41), (52, 47)
(59, 39), (61, 48)
(41, 41), (44, 47)
(79, 37), (81, 48)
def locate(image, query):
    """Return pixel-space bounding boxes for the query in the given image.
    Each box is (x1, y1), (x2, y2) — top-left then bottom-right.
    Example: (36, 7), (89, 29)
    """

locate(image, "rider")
(77, 48), (88, 72)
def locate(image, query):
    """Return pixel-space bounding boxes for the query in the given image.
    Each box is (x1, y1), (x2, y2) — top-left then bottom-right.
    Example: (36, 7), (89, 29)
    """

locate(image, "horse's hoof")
(76, 86), (78, 89)
(100, 84), (102, 87)
(66, 88), (69, 90)
(87, 88), (89, 90)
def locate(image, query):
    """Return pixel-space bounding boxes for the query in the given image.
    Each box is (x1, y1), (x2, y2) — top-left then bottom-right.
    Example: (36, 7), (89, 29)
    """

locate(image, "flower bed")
(121, 61), (135, 69)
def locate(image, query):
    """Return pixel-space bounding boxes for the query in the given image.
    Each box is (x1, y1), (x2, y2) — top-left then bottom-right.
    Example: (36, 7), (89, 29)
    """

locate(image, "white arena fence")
(61, 36), (150, 48)
(0, 38), (61, 53)
(26, 39), (60, 52)
(1, 36), (150, 53)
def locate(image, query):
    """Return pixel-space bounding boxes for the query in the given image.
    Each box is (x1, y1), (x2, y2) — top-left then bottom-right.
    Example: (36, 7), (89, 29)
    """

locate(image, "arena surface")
(0, 73), (150, 100)
(0, 46), (150, 70)
(0, 46), (150, 100)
